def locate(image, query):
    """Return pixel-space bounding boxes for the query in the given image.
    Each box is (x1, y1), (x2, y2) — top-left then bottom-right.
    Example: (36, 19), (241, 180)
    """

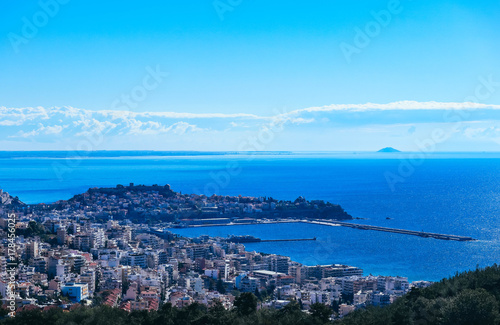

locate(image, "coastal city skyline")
(0, 182), (431, 317)
(1, 1), (500, 323)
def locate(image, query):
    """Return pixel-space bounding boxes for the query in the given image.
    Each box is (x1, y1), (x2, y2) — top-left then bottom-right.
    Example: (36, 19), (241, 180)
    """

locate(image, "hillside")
(63, 184), (353, 222)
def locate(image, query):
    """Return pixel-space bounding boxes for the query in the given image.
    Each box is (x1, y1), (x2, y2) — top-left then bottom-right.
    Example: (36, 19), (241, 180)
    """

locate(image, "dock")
(307, 219), (476, 241)
(260, 237), (316, 242)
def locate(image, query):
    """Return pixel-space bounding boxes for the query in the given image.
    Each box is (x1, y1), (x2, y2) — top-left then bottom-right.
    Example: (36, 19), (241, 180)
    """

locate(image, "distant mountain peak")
(378, 147), (401, 153)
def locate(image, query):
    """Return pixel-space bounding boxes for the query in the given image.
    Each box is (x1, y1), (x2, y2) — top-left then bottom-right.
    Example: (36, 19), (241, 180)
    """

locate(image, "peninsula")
(1, 185), (474, 241)
(2, 184), (353, 224)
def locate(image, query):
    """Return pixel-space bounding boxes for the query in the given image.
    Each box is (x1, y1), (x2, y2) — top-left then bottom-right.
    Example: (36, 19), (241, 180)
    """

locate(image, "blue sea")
(1, 151), (499, 281)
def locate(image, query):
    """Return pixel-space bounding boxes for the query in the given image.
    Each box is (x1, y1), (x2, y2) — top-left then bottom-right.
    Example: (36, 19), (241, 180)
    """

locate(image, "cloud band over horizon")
(1, 101), (500, 151)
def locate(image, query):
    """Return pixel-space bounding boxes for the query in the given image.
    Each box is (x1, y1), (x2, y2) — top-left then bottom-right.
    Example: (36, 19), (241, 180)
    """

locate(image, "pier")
(260, 237), (316, 242)
(307, 219), (476, 241)
(168, 219), (475, 242)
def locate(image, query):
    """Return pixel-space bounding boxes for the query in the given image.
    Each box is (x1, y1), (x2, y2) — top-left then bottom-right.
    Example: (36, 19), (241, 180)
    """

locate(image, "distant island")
(377, 147), (401, 153)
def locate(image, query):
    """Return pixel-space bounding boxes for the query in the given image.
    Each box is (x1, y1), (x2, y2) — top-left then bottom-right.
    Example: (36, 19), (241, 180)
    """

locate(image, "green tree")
(331, 299), (340, 314)
(442, 289), (500, 325)
(277, 300), (306, 324)
(234, 292), (258, 316)
(216, 279), (226, 294)
(16, 221), (46, 237)
(310, 303), (332, 323)
(122, 278), (130, 295)
(156, 303), (176, 325)
(254, 288), (262, 300)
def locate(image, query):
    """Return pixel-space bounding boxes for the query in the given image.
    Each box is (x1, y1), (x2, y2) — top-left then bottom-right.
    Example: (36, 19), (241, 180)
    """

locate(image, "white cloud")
(1, 102), (500, 144)
(2, 101), (500, 127)
(74, 119), (117, 137)
(287, 101), (500, 115)
(11, 124), (66, 138)
(98, 109), (264, 120)
(0, 120), (24, 126)
(463, 126), (500, 138)
(288, 117), (315, 124)
(168, 121), (203, 135)
(126, 120), (203, 135)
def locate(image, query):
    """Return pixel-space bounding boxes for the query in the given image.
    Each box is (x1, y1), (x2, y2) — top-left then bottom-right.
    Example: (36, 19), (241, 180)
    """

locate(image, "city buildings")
(61, 283), (89, 302)
(0, 186), (430, 318)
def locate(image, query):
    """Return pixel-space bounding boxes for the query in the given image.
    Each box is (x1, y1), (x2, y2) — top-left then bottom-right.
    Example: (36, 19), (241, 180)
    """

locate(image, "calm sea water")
(1, 151), (499, 281)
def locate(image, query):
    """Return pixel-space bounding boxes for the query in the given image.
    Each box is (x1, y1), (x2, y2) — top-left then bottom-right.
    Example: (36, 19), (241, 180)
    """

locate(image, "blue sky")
(1, 0), (499, 151)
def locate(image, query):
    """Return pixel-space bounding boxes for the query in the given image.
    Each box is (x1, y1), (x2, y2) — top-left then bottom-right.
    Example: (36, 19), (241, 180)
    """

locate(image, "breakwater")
(172, 219), (476, 241)
(307, 219), (476, 241)
(260, 237), (316, 242)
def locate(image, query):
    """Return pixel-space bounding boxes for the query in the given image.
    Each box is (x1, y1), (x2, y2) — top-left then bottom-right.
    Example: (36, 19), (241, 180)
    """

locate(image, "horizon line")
(1, 150), (500, 153)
